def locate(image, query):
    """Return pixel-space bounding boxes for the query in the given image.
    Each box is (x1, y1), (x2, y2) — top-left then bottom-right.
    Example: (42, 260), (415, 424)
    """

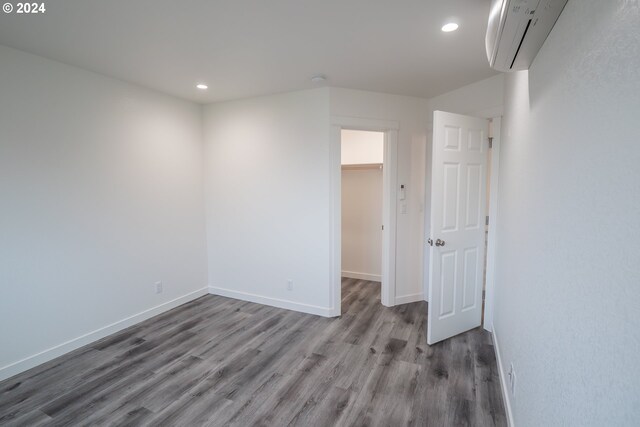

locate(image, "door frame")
(329, 116), (399, 316)
(483, 116), (502, 332)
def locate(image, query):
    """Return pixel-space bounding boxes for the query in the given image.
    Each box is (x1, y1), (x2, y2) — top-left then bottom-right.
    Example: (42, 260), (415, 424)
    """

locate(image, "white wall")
(427, 74), (504, 122)
(201, 81), (503, 313)
(494, 1), (640, 425)
(340, 130), (384, 165)
(0, 45), (208, 380)
(203, 87), (429, 309)
(203, 88), (333, 315)
(341, 167), (383, 281)
(331, 88), (428, 303)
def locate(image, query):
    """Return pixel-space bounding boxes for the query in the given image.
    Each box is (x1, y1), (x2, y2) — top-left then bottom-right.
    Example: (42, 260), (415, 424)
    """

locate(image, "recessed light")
(441, 22), (459, 32)
(196, 84), (208, 90)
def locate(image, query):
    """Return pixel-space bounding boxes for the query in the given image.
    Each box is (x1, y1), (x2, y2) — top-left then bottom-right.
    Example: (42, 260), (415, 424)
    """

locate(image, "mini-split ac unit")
(486, 0), (568, 72)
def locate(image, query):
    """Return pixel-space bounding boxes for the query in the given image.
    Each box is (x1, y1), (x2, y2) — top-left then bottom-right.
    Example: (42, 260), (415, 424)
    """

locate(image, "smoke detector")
(311, 74), (327, 84)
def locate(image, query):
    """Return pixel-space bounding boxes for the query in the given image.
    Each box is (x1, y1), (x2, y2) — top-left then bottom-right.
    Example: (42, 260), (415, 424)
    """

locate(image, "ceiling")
(0, 0), (498, 103)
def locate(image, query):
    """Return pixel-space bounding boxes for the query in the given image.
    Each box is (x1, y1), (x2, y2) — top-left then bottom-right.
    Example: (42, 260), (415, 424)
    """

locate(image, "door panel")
(442, 163), (460, 231)
(427, 111), (489, 345)
(462, 247), (479, 310)
(465, 164), (482, 229)
(439, 250), (457, 318)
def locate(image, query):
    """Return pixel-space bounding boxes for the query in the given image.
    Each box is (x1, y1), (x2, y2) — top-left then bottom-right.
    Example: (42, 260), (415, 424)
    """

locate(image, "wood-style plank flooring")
(0, 279), (507, 426)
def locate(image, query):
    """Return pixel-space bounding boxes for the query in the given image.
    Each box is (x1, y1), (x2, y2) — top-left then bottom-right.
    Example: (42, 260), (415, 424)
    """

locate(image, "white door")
(427, 111), (489, 345)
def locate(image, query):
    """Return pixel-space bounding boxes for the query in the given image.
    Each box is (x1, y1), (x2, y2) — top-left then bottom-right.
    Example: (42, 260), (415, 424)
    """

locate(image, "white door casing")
(330, 116), (398, 316)
(427, 111), (489, 345)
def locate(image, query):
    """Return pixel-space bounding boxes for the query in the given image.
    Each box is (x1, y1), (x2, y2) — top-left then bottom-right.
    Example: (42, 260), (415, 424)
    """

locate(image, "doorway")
(329, 117), (399, 316)
(341, 130), (384, 311)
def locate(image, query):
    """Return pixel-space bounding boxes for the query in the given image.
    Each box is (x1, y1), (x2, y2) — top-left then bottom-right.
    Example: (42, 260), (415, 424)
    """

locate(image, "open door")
(427, 111), (489, 345)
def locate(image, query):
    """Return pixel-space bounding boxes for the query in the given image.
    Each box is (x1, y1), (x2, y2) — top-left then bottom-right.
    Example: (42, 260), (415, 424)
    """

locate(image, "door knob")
(435, 239), (445, 247)
(427, 238), (433, 246)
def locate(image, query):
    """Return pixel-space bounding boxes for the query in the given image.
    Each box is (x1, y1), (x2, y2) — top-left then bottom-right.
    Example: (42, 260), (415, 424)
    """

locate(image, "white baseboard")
(208, 286), (333, 317)
(492, 326), (515, 427)
(394, 292), (424, 305)
(341, 271), (382, 282)
(0, 287), (209, 383)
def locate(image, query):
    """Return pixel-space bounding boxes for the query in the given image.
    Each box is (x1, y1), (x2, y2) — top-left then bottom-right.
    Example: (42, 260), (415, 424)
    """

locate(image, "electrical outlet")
(508, 363), (516, 396)
(155, 281), (163, 294)
(287, 280), (293, 291)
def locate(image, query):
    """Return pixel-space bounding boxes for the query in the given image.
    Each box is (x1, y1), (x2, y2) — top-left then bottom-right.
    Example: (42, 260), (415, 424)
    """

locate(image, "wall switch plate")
(155, 281), (163, 294)
(287, 280), (293, 291)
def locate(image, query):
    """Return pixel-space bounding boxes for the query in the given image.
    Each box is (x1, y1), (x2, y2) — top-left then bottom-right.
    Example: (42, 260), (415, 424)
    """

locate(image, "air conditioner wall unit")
(486, 0), (568, 72)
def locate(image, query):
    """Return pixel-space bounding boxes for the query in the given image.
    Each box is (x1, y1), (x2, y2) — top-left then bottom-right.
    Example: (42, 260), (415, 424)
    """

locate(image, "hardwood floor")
(0, 279), (507, 426)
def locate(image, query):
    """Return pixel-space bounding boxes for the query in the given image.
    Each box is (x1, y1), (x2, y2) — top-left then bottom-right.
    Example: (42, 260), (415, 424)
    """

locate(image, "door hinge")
(382, 225), (384, 231)
(488, 137), (493, 149)
(486, 215), (490, 226)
